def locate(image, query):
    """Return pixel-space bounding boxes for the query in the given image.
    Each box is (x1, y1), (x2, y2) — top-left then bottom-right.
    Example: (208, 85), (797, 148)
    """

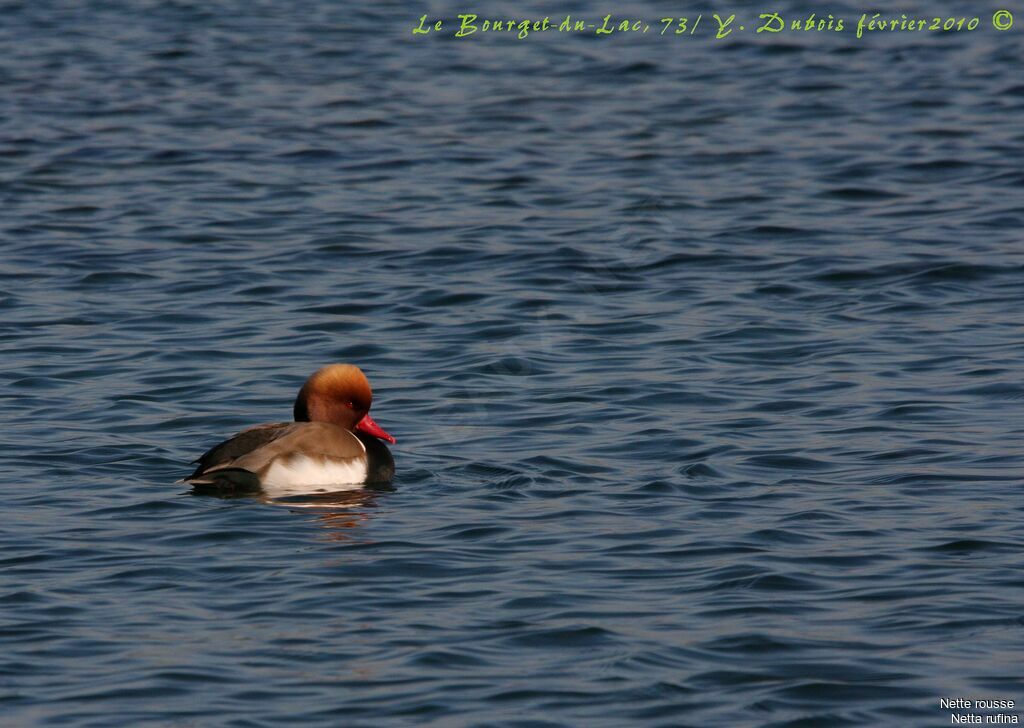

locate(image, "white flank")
(261, 455), (368, 497)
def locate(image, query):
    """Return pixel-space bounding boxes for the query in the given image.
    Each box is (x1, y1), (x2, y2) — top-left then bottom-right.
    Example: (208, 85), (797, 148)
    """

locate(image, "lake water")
(3, 1), (1023, 725)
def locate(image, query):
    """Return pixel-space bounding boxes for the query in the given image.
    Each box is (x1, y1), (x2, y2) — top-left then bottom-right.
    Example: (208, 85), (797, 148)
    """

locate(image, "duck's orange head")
(293, 364), (395, 443)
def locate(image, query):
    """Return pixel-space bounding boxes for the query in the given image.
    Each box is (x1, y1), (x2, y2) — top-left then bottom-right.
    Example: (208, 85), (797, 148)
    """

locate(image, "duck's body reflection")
(193, 483), (394, 541)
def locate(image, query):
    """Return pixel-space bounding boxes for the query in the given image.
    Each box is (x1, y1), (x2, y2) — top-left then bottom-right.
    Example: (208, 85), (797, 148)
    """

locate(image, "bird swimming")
(186, 364), (395, 496)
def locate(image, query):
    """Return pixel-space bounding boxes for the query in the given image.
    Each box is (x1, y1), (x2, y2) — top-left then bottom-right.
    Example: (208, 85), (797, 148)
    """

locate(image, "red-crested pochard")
(186, 364), (395, 495)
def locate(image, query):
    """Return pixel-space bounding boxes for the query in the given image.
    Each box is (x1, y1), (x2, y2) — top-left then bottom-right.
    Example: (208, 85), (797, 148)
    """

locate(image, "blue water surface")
(2, 1), (1023, 725)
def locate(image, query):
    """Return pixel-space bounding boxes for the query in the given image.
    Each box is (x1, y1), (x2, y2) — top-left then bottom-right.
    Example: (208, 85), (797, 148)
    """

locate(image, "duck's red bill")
(356, 413), (395, 444)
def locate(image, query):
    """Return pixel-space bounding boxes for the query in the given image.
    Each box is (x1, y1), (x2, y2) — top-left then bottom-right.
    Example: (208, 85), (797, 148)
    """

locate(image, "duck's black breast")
(357, 432), (395, 484)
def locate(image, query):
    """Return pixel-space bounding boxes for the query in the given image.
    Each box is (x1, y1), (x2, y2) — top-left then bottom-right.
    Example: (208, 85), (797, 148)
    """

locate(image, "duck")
(186, 364), (395, 496)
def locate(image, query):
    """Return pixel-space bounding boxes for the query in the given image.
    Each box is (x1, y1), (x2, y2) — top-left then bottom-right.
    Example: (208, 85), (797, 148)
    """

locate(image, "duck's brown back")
(187, 421), (368, 490)
(189, 422), (293, 481)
